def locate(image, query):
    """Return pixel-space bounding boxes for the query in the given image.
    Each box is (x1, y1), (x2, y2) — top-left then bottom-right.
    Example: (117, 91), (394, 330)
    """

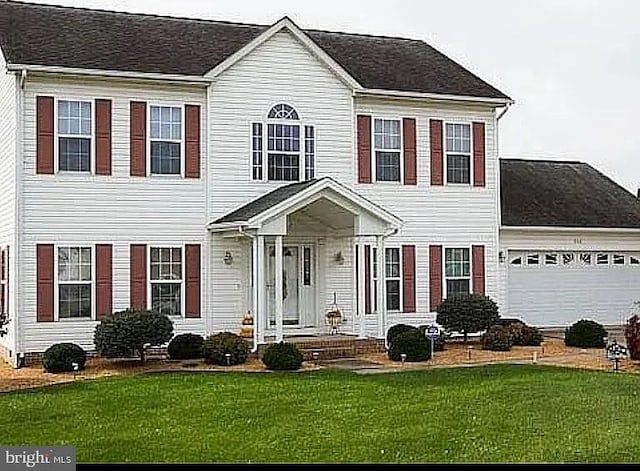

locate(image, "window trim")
(147, 102), (186, 178)
(371, 116), (404, 184)
(54, 245), (95, 321)
(442, 246), (472, 299)
(443, 120), (474, 186)
(249, 103), (315, 183)
(147, 244), (185, 318)
(54, 97), (96, 174)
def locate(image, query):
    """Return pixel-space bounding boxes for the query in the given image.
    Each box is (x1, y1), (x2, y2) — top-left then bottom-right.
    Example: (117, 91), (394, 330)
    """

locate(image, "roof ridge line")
(500, 157), (585, 165)
(5, 0), (270, 29)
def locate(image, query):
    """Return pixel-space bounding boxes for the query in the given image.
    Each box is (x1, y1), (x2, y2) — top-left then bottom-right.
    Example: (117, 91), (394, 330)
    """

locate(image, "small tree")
(436, 293), (500, 343)
(94, 308), (173, 363)
(624, 314), (640, 360)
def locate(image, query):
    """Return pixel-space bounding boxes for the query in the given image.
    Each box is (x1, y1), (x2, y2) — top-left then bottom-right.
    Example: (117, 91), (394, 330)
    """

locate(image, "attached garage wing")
(507, 250), (640, 327)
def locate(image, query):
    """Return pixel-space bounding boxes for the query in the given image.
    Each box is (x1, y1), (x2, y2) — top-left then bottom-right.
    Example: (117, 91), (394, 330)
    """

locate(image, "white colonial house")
(1, 1), (640, 366)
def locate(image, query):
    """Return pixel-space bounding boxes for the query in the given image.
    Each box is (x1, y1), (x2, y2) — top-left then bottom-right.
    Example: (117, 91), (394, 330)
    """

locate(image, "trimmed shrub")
(43, 343), (87, 373)
(624, 315), (640, 360)
(261, 342), (304, 371)
(94, 308), (173, 363)
(387, 324), (419, 345)
(564, 319), (608, 349)
(507, 322), (544, 347)
(436, 294), (500, 343)
(482, 325), (513, 351)
(417, 325), (447, 352)
(388, 330), (432, 362)
(203, 332), (249, 366)
(167, 333), (204, 360)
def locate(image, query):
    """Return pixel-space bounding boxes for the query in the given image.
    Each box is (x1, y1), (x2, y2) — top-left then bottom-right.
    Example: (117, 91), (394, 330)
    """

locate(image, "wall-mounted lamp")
(334, 251), (345, 265)
(498, 251), (505, 264)
(223, 250), (234, 265)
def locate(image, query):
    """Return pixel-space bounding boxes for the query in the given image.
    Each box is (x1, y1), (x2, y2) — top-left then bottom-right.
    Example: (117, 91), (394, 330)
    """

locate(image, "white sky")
(22, 0), (640, 192)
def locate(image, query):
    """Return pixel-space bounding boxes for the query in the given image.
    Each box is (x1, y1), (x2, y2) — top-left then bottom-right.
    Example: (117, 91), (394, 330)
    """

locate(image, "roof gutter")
(355, 88), (514, 106)
(501, 225), (640, 234)
(206, 222), (249, 232)
(6, 63), (212, 85)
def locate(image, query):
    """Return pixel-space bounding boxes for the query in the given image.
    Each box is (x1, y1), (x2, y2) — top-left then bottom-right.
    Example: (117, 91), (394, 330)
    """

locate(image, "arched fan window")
(268, 103), (299, 120)
(251, 104), (315, 182)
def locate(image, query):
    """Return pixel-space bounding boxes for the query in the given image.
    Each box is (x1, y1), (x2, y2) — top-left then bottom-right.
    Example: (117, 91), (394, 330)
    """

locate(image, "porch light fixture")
(334, 251), (345, 265)
(223, 250), (233, 265)
(498, 251), (505, 264)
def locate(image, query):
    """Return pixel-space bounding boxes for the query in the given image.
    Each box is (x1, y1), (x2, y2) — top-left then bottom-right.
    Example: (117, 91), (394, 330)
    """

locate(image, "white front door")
(267, 244), (316, 328)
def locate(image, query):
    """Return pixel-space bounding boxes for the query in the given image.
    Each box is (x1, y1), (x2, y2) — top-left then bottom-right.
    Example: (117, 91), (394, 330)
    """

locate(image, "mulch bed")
(1, 338), (638, 393)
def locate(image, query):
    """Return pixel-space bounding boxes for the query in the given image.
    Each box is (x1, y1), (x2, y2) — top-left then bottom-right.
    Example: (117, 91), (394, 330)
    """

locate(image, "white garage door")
(507, 250), (640, 327)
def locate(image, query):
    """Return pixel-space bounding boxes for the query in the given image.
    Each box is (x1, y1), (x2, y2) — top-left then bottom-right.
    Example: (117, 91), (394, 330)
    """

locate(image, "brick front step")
(287, 337), (386, 361)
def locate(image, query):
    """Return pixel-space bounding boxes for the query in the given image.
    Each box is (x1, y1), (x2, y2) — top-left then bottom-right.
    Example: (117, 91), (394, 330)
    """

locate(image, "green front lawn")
(1, 365), (639, 463)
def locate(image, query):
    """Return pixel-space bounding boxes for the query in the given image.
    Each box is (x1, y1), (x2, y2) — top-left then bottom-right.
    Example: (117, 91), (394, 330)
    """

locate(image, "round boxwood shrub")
(261, 342), (304, 371)
(43, 343), (87, 373)
(386, 324), (419, 346)
(482, 325), (513, 351)
(418, 325), (447, 352)
(203, 332), (249, 366)
(167, 333), (205, 360)
(436, 293), (500, 343)
(564, 319), (608, 348)
(388, 330), (432, 362)
(507, 322), (544, 347)
(94, 308), (174, 363)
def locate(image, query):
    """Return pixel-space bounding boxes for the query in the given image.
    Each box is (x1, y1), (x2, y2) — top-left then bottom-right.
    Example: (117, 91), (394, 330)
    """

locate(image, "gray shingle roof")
(500, 159), (640, 229)
(213, 178), (322, 224)
(0, 1), (510, 100)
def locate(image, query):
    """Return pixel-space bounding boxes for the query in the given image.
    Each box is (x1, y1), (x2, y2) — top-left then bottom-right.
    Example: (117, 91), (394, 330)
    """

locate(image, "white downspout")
(13, 70), (25, 367)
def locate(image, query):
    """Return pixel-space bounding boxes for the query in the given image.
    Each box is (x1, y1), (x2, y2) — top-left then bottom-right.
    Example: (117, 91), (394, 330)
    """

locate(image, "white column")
(251, 237), (258, 350)
(357, 241), (366, 338)
(376, 235), (386, 339)
(275, 235), (284, 342)
(256, 235), (266, 344)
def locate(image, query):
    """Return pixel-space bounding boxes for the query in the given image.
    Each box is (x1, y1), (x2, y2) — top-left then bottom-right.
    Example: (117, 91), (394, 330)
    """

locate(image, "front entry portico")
(207, 177), (403, 348)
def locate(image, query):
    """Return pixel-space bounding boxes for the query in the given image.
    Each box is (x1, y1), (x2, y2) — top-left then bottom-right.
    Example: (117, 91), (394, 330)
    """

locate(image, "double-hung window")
(445, 248), (471, 298)
(150, 247), (182, 316)
(58, 100), (92, 172)
(58, 247), (92, 319)
(385, 248), (401, 311)
(445, 123), (471, 184)
(150, 105), (182, 175)
(251, 104), (315, 182)
(374, 118), (401, 182)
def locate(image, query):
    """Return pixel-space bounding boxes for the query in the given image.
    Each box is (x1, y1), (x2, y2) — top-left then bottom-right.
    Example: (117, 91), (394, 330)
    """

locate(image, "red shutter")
(403, 118), (417, 185)
(430, 119), (443, 186)
(185, 105), (201, 178)
(130, 244), (147, 309)
(472, 245), (485, 295)
(96, 244), (113, 320)
(402, 245), (416, 313)
(37, 244), (54, 322)
(357, 115), (371, 183)
(364, 245), (371, 315)
(36, 96), (54, 175)
(473, 122), (486, 187)
(130, 101), (146, 177)
(185, 244), (201, 318)
(429, 245), (442, 311)
(95, 99), (112, 176)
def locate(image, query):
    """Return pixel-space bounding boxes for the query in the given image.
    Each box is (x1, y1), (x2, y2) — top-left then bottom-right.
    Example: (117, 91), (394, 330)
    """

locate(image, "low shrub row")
(43, 317), (305, 373)
(482, 321), (544, 351)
